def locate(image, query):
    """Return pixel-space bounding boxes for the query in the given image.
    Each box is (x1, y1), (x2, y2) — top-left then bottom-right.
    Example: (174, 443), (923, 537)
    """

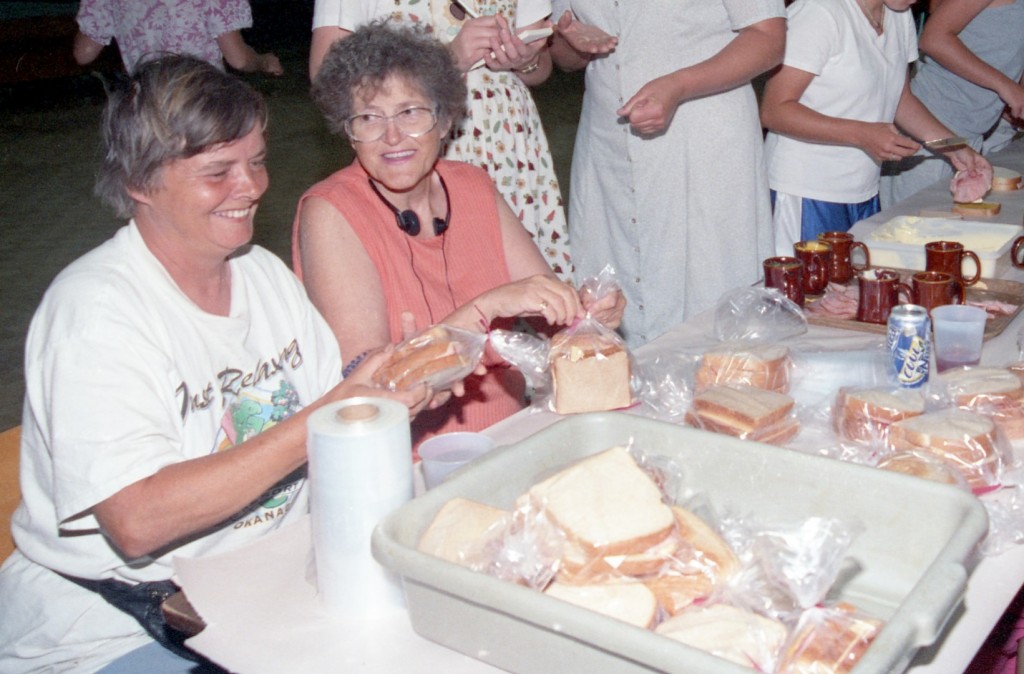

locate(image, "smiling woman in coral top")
(293, 22), (624, 450)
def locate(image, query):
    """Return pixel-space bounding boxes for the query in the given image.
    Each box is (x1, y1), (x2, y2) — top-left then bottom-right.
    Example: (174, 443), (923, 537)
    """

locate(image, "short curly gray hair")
(311, 20), (467, 138)
(95, 54), (267, 218)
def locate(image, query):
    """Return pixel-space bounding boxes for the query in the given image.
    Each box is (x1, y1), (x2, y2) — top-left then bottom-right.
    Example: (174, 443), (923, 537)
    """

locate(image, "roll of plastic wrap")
(307, 397), (412, 616)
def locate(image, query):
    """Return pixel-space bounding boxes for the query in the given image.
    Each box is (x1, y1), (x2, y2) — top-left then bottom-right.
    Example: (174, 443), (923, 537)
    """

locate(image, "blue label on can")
(888, 316), (930, 388)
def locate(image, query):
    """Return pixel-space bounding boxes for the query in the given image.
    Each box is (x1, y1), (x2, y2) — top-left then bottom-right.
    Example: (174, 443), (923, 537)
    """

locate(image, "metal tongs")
(923, 136), (968, 152)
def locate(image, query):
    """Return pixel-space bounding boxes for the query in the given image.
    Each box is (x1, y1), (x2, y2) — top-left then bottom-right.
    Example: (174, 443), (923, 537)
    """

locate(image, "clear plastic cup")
(931, 305), (987, 373)
(419, 432), (496, 489)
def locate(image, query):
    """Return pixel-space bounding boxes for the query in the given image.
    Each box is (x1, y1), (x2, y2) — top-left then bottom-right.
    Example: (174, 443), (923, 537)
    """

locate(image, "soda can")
(887, 304), (931, 388)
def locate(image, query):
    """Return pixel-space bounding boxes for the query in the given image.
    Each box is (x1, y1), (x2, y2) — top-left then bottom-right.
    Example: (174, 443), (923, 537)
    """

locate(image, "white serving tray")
(865, 215), (1022, 279)
(372, 413), (988, 674)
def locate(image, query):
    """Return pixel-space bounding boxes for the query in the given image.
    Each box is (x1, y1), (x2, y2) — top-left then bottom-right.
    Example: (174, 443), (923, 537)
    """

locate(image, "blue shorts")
(771, 191), (880, 242)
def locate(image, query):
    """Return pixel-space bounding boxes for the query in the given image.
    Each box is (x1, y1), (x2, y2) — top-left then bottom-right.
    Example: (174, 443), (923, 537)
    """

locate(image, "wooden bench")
(1, 426), (21, 562)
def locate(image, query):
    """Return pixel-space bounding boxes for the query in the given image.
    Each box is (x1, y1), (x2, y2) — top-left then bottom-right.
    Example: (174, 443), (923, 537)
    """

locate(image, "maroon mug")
(793, 240), (832, 296)
(911, 270), (965, 314)
(1012, 236), (1024, 269)
(818, 231), (870, 284)
(763, 256), (805, 307)
(925, 240), (981, 286)
(856, 269), (912, 324)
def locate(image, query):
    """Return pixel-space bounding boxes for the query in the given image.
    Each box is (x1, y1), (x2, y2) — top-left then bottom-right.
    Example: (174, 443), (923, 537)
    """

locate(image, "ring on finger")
(539, 299), (549, 311)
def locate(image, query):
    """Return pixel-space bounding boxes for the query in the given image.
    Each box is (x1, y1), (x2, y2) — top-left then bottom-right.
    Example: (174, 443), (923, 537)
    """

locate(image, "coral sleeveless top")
(293, 159), (524, 447)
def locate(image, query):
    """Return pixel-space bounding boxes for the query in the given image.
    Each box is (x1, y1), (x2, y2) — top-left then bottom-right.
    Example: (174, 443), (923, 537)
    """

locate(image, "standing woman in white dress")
(308, 0), (574, 281)
(549, 1), (785, 347)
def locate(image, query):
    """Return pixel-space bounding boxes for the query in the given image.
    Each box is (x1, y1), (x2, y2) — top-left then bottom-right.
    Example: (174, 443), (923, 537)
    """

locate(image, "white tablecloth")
(179, 140), (1024, 673)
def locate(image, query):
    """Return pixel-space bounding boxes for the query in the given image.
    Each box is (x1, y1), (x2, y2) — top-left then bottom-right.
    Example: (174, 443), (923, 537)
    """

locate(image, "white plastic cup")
(931, 305), (987, 373)
(419, 432), (496, 489)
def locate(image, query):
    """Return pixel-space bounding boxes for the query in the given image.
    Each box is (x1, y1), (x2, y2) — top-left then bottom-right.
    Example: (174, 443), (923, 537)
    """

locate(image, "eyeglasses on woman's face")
(344, 106), (439, 143)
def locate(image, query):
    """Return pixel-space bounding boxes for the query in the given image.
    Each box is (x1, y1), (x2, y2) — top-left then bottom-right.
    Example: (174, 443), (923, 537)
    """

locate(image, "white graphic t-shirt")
(0, 221), (342, 672)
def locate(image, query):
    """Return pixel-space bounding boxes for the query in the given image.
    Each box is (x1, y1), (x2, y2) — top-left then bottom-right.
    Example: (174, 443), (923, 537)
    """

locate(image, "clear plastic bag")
(713, 287), (807, 344)
(373, 324), (486, 392)
(548, 315), (635, 414)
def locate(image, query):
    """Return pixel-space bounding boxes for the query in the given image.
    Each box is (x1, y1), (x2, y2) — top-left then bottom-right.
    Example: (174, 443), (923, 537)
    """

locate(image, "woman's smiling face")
(350, 74), (451, 195)
(131, 125), (268, 261)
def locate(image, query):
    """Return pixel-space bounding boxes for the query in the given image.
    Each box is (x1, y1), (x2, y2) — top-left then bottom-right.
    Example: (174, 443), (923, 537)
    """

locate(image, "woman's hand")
(581, 287), (626, 329)
(617, 74), (685, 136)
(449, 15), (501, 72)
(947, 146), (991, 175)
(855, 122), (921, 163)
(482, 15), (549, 72)
(476, 274), (582, 326)
(555, 10), (617, 56)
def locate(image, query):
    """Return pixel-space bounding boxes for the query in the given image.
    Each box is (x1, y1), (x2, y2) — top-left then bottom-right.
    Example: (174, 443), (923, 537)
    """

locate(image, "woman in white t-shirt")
(0, 55), (429, 673)
(762, 0), (988, 255)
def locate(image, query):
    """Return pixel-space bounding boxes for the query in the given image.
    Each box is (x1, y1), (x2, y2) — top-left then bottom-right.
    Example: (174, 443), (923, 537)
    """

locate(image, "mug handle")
(1013, 236), (1024, 270)
(897, 282), (914, 305)
(851, 241), (871, 272)
(960, 250), (982, 285)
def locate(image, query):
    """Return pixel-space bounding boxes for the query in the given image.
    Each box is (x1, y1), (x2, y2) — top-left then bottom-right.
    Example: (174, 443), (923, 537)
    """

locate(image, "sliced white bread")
(655, 604), (788, 670)
(524, 447), (675, 557)
(671, 506), (740, 582)
(417, 497), (509, 567)
(991, 166), (1022, 192)
(695, 343), (791, 393)
(952, 201), (1001, 217)
(887, 409), (1000, 491)
(544, 580), (658, 629)
(939, 366), (1024, 408)
(833, 387), (925, 442)
(689, 385), (795, 437)
(550, 333), (632, 414)
(643, 572), (715, 616)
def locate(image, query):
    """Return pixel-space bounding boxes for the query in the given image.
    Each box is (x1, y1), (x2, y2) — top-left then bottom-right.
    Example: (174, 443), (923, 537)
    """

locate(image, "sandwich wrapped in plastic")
(373, 324), (486, 392)
(831, 386), (926, 445)
(876, 450), (971, 491)
(415, 443), (893, 672)
(686, 384), (800, 446)
(885, 408), (1006, 494)
(929, 365), (1024, 444)
(777, 602), (883, 674)
(654, 602), (789, 672)
(548, 316), (635, 414)
(694, 341), (794, 394)
(932, 365), (1024, 409)
(720, 513), (864, 624)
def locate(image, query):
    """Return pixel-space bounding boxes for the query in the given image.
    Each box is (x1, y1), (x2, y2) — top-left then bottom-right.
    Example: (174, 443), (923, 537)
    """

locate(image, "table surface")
(184, 141), (1024, 673)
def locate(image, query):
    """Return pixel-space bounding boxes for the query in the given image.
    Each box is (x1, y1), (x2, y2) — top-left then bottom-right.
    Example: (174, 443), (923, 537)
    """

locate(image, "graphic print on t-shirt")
(216, 374), (305, 526)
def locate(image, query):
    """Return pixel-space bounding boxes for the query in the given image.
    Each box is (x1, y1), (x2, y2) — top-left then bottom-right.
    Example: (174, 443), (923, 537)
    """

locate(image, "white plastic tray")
(865, 215), (1022, 279)
(373, 413), (988, 674)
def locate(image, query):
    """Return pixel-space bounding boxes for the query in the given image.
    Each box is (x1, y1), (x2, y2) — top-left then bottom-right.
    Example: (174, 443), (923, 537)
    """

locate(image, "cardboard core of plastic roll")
(336, 403), (381, 424)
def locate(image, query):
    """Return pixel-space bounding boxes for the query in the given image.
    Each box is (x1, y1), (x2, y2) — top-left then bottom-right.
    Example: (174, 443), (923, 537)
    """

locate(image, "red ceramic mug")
(818, 231), (870, 284)
(925, 240), (981, 286)
(856, 268), (912, 324)
(763, 256), (805, 307)
(1012, 236), (1024, 269)
(911, 270), (965, 314)
(793, 240), (832, 297)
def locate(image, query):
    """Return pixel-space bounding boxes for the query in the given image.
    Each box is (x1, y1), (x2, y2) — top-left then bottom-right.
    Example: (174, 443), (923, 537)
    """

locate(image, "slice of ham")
(967, 298), (1017, 317)
(808, 282), (859, 319)
(950, 165), (993, 203)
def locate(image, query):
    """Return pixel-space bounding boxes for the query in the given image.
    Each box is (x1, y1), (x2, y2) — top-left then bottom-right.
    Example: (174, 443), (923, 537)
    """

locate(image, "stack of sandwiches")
(417, 447), (882, 672)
